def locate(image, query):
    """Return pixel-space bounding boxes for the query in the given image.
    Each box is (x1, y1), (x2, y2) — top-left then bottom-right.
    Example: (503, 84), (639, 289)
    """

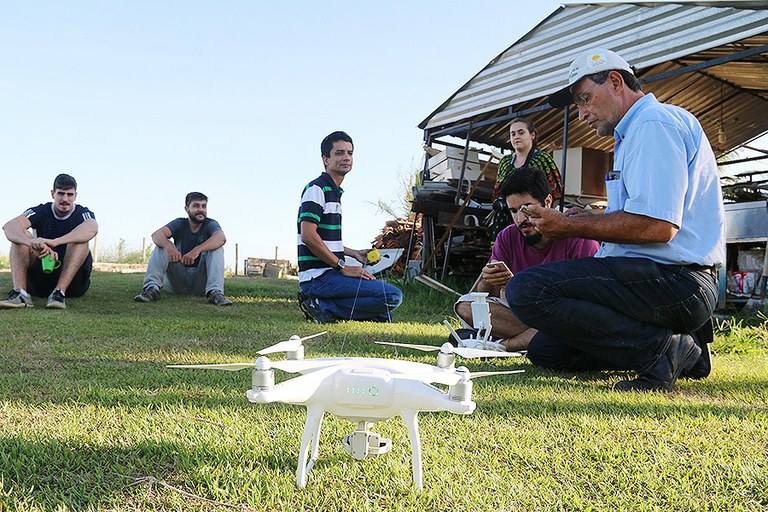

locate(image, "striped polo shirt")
(297, 172), (344, 282)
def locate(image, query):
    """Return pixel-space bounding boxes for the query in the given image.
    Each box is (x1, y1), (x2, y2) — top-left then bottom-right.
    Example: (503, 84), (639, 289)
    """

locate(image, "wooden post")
(142, 237), (147, 263)
(235, 243), (239, 276)
(92, 234), (99, 262)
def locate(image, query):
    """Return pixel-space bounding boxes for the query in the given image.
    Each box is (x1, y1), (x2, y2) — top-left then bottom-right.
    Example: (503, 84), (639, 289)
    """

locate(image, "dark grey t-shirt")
(165, 217), (222, 267)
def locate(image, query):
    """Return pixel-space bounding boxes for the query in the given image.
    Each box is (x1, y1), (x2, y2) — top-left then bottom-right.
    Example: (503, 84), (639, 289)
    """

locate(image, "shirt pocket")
(604, 178), (627, 214)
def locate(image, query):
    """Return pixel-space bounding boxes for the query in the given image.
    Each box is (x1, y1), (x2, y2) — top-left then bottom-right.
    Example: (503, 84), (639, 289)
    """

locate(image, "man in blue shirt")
(1, 173), (98, 309)
(297, 131), (402, 323)
(508, 49), (725, 392)
(134, 192), (232, 306)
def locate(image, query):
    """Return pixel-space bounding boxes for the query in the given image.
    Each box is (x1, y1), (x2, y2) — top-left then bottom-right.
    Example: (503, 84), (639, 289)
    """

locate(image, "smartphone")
(486, 260), (510, 273)
(520, 205), (540, 218)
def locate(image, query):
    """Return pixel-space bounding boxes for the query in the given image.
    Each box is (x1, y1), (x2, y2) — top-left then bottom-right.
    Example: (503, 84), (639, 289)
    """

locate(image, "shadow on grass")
(0, 431), (301, 510)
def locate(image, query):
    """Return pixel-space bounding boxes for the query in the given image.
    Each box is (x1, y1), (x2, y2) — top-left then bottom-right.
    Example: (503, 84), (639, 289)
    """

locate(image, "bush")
(97, 239), (151, 264)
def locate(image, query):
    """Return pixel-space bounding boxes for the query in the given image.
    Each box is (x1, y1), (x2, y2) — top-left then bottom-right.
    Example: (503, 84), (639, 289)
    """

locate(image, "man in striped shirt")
(297, 131), (403, 323)
(1, 173), (98, 309)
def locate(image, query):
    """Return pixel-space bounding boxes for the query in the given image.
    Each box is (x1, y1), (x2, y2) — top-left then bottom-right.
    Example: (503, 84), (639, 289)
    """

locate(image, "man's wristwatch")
(336, 258), (346, 270)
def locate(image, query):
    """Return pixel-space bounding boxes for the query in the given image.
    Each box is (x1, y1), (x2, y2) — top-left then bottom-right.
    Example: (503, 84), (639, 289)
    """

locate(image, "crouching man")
(297, 131), (403, 323)
(134, 192), (232, 306)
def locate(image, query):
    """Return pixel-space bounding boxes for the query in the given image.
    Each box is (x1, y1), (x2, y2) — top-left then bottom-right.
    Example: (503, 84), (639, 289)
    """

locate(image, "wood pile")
(371, 215), (422, 276)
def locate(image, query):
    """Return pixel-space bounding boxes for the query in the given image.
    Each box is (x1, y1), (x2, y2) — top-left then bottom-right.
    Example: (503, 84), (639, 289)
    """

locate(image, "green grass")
(1, 271), (767, 511)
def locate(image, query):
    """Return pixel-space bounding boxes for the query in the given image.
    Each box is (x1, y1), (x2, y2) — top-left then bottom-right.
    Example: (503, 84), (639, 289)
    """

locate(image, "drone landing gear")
(343, 421), (392, 461)
(296, 406), (324, 488)
(401, 410), (424, 491)
(296, 410), (425, 491)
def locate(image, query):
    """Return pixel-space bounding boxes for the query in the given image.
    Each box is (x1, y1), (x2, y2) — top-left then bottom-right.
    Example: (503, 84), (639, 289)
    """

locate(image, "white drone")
(169, 331), (523, 491)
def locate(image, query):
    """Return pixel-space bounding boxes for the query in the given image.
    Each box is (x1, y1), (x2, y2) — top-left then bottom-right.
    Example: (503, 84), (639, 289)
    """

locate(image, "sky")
(2, 1), (765, 270)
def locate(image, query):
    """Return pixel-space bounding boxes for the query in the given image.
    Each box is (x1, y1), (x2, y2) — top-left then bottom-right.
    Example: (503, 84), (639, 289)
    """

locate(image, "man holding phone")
(454, 167), (598, 351)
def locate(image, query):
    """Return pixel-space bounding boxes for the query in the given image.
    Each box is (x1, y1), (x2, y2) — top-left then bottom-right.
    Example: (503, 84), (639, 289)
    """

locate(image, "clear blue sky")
(3, 2), (763, 268)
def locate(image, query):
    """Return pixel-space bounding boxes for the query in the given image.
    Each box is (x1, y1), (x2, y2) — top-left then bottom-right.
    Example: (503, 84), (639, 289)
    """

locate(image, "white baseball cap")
(548, 48), (634, 108)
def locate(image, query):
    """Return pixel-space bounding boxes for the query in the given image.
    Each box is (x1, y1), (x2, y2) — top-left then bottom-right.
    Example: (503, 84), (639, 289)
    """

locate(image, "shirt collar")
(614, 93), (657, 143)
(321, 171), (344, 196)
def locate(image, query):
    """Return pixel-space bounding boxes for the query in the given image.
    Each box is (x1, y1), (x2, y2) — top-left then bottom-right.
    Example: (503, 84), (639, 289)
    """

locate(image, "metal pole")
(235, 243), (239, 276)
(442, 124), (474, 280)
(559, 104), (570, 211)
(420, 131), (434, 273)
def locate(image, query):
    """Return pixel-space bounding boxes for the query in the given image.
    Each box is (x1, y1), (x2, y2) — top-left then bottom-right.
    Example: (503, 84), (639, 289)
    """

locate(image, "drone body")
(169, 332), (522, 491)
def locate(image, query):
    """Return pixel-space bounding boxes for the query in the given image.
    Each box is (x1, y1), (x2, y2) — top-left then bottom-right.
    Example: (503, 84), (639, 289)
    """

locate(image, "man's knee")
(526, 337), (567, 370)
(455, 301), (473, 324)
(386, 286), (403, 308)
(505, 270), (543, 324)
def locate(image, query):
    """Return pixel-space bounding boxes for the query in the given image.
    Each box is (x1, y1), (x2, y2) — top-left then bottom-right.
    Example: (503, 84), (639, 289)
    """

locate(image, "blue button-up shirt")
(596, 94), (725, 267)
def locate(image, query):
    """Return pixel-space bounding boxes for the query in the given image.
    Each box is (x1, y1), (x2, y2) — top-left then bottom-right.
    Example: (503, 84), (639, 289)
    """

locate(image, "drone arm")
(400, 409), (423, 492)
(296, 405), (325, 489)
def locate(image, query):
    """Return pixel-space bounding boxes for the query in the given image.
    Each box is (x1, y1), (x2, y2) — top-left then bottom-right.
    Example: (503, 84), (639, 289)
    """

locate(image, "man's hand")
(347, 249), (369, 265)
(165, 246), (183, 263)
(340, 265), (375, 280)
(481, 260), (513, 287)
(180, 247), (200, 266)
(524, 205), (572, 239)
(30, 237), (57, 258)
(563, 206), (588, 217)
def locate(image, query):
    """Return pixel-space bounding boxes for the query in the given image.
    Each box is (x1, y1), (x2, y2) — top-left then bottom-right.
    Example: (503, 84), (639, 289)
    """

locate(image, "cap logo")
(589, 53), (606, 66)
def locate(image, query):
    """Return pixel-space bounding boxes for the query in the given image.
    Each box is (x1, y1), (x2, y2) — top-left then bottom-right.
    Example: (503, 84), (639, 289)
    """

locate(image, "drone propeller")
(375, 341), (521, 359)
(454, 367), (526, 380)
(257, 331), (327, 355)
(167, 362), (254, 371)
(168, 356), (349, 374)
(392, 365), (524, 386)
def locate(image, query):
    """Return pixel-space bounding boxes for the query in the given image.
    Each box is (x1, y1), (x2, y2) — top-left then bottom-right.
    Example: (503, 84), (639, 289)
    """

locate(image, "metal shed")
(414, 1), (768, 296)
(419, 1), (768, 155)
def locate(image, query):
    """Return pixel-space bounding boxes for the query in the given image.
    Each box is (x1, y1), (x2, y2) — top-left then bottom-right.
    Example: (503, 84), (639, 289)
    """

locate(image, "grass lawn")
(1, 270), (767, 511)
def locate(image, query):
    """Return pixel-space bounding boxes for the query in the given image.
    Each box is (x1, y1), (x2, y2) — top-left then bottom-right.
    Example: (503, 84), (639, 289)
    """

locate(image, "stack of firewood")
(371, 214), (422, 276)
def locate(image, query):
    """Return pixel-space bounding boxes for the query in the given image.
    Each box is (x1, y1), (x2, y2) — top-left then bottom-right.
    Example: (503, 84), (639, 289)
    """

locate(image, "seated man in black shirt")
(1, 173), (98, 309)
(134, 191), (232, 306)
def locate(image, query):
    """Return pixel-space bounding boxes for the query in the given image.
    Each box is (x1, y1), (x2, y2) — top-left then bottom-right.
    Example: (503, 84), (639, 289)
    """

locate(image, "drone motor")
(252, 356), (275, 392)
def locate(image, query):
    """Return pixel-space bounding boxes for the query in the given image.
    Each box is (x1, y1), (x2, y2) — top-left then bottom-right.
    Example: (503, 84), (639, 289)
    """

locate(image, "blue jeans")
(142, 246), (226, 296)
(300, 270), (403, 322)
(506, 257), (718, 374)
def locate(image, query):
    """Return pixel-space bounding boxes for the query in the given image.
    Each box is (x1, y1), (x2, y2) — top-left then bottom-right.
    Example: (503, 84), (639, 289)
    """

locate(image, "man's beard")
(522, 232), (542, 246)
(189, 213), (206, 225)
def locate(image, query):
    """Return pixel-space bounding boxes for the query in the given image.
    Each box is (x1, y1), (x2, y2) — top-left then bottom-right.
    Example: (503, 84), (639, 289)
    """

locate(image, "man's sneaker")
(134, 286), (160, 303)
(208, 291), (233, 306)
(46, 289), (67, 309)
(298, 292), (314, 321)
(300, 296), (336, 324)
(0, 289), (33, 308)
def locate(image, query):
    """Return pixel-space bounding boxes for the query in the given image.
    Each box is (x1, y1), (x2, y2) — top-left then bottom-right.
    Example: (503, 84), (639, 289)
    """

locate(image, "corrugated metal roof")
(419, 1), (768, 156)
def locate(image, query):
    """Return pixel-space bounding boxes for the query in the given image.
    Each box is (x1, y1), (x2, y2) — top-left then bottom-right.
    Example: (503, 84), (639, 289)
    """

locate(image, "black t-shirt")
(24, 203), (96, 237)
(24, 203), (96, 257)
(165, 217), (222, 267)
